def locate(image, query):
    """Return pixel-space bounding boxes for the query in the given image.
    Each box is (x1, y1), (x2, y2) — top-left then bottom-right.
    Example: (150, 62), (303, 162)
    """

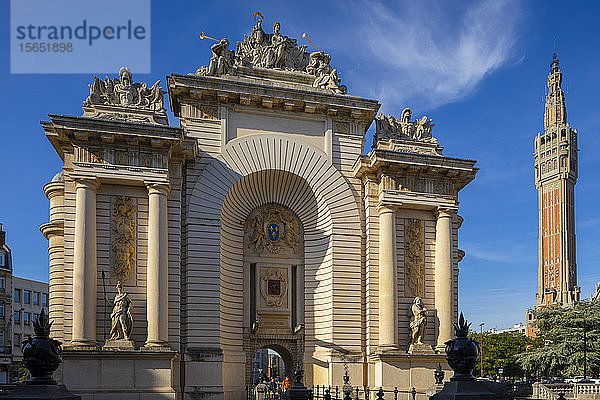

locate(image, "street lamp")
(479, 322), (485, 378)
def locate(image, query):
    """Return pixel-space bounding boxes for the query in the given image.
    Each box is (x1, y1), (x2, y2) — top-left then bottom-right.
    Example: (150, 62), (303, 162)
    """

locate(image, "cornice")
(353, 149), (478, 191)
(41, 114), (196, 161)
(39, 220), (64, 239)
(167, 73), (380, 126)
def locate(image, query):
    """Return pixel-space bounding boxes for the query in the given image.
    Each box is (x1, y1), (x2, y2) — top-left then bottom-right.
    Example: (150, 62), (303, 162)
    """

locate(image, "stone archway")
(187, 134), (364, 397)
(243, 334), (302, 384)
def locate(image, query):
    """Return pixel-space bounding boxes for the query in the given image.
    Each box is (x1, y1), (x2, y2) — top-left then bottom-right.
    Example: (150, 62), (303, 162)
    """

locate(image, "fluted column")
(435, 208), (454, 351)
(378, 204), (397, 349)
(145, 183), (170, 349)
(72, 179), (99, 348)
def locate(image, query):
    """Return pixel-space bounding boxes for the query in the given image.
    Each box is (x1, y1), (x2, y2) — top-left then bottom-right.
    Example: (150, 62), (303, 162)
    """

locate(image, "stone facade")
(40, 18), (477, 400)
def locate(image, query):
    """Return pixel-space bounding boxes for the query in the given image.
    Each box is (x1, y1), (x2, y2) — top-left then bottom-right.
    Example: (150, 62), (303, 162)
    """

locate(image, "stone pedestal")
(408, 343), (435, 355)
(0, 384), (80, 400)
(102, 339), (135, 350)
(432, 378), (510, 400)
(56, 350), (178, 400)
(370, 352), (451, 395)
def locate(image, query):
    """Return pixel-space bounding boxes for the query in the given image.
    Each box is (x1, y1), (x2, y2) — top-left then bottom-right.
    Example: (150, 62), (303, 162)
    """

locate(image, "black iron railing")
(246, 385), (423, 400)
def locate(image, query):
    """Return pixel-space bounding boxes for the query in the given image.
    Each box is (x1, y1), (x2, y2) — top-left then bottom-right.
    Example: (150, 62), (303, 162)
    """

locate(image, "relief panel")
(404, 218), (424, 298)
(110, 196), (137, 285)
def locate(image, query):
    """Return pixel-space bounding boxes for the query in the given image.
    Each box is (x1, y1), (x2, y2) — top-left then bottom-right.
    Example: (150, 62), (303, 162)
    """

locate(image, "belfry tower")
(534, 53), (580, 307)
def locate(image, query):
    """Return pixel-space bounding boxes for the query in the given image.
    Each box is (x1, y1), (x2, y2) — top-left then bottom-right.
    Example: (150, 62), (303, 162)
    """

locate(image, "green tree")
(468, 331), (536, 379)
(516, 300), (600, 378)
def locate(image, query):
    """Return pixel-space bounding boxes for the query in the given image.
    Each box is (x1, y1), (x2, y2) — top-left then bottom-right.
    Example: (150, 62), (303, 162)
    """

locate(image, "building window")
(33, 313), (38, 323)
(13, 311), (20, 323)
(0, 303), (4, 319)
(32, 292), (39, 306)
(14, 289), (21, 303)
(41, 293), (48, 307)
(0, 277), (4, 291)
(0, 252), (4, 267)
(13, 334), (20, 347)
(23, 291), (30, 305)
(23, 312), (30, 325)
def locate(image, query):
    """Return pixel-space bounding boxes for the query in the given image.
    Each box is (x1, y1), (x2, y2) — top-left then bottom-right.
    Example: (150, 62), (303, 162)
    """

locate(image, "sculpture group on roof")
(84, 67), (165, 111)
(196, 14), (347, 95)
(375, 108), (437, 143)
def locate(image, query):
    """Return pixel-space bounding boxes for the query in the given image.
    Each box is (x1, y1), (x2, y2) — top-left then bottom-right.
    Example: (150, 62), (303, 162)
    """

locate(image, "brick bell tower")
(534, 53), (580, 307)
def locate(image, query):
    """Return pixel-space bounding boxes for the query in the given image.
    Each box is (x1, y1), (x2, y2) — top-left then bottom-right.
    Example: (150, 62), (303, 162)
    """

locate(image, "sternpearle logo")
(10, 0), (150, 74)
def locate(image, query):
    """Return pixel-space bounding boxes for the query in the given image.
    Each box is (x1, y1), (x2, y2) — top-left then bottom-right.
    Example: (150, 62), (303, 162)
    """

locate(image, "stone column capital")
(435, 207), (457, 219)
(74, 178), (100, 192)
(377, 203), (397, 214)
(146, 183), (170, 196)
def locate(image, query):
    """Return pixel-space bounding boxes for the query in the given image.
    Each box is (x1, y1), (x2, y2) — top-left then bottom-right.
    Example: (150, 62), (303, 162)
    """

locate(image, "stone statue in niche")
(408, 297), (434, 354)
(111, 196), (136, 284)
(103, 281), (134, 350)
(404, 218), (425, 298)
(409, 297), (427, 345)
(85, 67), (164, 111)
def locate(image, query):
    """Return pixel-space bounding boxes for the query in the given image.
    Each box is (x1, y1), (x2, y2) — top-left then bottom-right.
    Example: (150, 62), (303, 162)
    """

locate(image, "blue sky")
(1, 0), (599, 330)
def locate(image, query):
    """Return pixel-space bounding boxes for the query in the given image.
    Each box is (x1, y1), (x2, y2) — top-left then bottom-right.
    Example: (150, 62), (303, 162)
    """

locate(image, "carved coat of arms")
(259, 268), (288, 308)
(245, 204), (301, 256)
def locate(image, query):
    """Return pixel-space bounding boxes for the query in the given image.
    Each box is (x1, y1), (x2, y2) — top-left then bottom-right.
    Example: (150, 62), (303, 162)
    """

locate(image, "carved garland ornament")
(111, 196), (137, 283)
(245, 204), (300, 256)
(404, 218), (425, 298)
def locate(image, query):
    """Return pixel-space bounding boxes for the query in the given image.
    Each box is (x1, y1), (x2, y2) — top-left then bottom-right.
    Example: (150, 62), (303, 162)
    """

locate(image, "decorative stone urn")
(21, 308), (63, 385)
(430, 312), (511, 400)
(0, 309), (80, 400)
(445, 313), (479, 380)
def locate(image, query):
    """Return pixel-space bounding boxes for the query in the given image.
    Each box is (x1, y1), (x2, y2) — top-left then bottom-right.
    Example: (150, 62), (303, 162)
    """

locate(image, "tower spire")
(534, 54), (579, 307)
(544, 52), (567, 131)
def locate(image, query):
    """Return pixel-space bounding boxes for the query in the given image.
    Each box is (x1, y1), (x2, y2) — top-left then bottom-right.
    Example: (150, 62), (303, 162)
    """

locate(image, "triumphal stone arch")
(40, 16), (477, 400)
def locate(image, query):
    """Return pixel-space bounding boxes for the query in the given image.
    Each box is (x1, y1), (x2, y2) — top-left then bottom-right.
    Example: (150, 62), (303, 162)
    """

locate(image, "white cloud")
(346, 0), (521, 110)
(463, 239), (536, 264)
